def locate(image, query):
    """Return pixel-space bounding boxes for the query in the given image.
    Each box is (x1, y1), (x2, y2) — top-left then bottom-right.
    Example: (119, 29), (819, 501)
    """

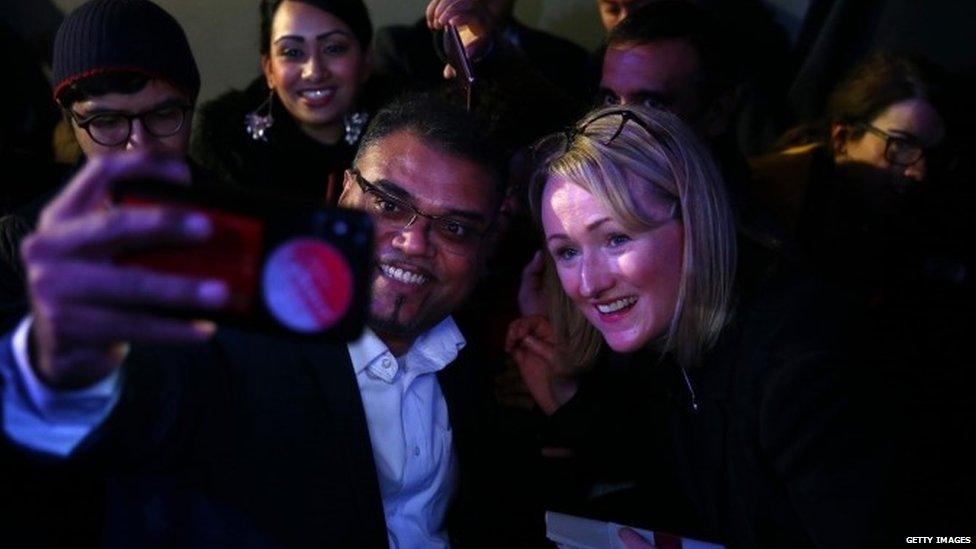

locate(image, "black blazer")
(0, 326), (533, 548)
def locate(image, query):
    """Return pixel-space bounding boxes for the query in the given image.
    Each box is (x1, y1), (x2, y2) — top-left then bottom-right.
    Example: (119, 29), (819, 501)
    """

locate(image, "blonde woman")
(506, 105), (887, 547)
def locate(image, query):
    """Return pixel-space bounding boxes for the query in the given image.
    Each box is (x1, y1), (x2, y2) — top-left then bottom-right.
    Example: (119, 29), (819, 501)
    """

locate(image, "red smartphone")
(111, 179), (374, 341)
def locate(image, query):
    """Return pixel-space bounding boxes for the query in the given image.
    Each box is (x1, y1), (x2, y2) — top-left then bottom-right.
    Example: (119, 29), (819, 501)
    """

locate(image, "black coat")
(0, 327), (538, 547)
(540, 247), (891, 548)
(190, 78), (366, 206)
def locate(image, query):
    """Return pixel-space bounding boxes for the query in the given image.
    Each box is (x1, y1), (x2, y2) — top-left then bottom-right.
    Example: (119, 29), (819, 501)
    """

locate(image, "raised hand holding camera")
(426, 0), (494, 92)
(22, 152), (227, 389)
(22, 152), (374, 390)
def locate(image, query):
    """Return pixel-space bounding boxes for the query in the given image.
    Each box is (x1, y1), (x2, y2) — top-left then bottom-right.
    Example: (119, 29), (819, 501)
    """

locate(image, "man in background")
(375, 0), (592, 101)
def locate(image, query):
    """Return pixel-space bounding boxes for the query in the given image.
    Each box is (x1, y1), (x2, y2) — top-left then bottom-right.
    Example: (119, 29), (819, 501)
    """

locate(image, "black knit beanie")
(52, 0), (200, 103)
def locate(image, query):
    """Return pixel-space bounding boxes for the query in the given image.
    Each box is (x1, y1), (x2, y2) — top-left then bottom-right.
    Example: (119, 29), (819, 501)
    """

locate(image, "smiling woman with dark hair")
(192, 0), (385, 205)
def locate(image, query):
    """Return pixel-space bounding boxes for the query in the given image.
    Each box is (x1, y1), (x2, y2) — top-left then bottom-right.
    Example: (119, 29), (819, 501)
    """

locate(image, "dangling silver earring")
(343, 111), (369, 145)
(245, 88), (275, 142)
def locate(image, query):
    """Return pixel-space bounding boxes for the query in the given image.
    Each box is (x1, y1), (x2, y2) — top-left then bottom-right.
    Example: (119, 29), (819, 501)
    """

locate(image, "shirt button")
(413, 446), (420, 457)
(382, 358), (392, 369)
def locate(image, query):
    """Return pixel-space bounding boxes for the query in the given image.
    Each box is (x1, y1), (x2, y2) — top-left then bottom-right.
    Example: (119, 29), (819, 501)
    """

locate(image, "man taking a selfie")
(1, 0), (201, 331)
(0, 94), (536, 547)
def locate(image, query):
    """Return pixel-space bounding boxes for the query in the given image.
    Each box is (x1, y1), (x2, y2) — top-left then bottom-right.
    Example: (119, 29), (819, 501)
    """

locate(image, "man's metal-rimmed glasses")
(67, 104), (193, 147)
(348, 169), (493, 252)
(858, 123), (930, 167)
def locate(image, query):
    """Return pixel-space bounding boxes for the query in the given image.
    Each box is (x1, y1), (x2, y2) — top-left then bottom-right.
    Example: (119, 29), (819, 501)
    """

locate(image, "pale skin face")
(597, 0), (655, 32)
(600, 39), (727, 139)
(542, 175), (684, 353)
(67, 79), (192, 157)
(262, 0), (372, 145)
(338, 130), (498, 355)
(833, 98), (946, 183)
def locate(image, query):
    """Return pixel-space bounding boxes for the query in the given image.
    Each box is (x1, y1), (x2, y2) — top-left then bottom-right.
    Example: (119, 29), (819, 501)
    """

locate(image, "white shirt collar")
(346, 317), (466, 381)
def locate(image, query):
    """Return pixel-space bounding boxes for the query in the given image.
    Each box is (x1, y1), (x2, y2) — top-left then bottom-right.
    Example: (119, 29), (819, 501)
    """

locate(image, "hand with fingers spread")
(425, 0), (495, 78)
(504, 314), (578, 415)
(21, 152), (230, 389)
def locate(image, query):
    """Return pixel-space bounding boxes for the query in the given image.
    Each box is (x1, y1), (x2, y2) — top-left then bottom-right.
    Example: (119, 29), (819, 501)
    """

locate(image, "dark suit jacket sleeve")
(438, 346), (547, 546)
(0, 331), (236, 545)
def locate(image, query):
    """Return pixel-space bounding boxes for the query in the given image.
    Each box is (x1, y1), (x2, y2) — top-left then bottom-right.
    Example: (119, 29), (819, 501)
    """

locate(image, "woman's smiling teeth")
(380, 264), (429, 286)
(300, 88), (334, 100)
(596, 296), (637, 314)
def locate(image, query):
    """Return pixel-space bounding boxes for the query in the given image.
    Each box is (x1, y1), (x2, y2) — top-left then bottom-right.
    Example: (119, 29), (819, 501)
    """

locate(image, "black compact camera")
(112, 178), (374, 341)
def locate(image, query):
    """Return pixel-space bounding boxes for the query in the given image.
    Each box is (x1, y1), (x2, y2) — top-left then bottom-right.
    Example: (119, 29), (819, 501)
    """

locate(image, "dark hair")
(775, 53), (944, 149)
(58, 72), (152, 109)
(607, 0), (739, 96)
(826, 53), (942, 135)
(355, 94), (507, 206)
(259, 0), (372, 56)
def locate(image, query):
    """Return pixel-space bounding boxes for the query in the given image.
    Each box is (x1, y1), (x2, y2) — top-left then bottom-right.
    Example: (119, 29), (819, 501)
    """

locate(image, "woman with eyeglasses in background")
(749, 53), (953, 275)
(506, 105), (890, 547)
(757, 52), (976, 536)
(753, 53), (974, 539)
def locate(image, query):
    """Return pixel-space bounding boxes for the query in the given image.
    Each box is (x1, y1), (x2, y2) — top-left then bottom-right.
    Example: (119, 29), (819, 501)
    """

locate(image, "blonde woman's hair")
(528, 105), (737, 370)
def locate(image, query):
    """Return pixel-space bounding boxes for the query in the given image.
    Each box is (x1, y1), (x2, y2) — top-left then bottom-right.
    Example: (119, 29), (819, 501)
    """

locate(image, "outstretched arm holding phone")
(0, 152), (229, 456)
(20, 152), (228, 391)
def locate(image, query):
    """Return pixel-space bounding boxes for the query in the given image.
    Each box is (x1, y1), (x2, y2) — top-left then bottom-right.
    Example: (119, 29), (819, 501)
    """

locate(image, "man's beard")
(368, 293), (423, 340)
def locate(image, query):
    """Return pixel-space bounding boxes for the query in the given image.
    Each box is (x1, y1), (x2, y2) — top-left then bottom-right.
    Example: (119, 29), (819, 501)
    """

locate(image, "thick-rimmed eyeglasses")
(67, 104), (192, 147)
(858, 123), (930, 167)
(349, 169), (493, 251)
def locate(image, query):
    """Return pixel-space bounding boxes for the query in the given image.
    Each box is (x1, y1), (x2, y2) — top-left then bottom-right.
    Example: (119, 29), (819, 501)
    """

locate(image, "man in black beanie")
(52, 0), (200, 158)
(1, 0), (201, 330)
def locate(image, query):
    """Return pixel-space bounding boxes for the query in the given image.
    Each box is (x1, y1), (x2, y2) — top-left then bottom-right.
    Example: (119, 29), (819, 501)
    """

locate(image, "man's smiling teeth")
(596, 297), (637, 314)
(380, 264), (428, 285)
(301, 88), (334, 99)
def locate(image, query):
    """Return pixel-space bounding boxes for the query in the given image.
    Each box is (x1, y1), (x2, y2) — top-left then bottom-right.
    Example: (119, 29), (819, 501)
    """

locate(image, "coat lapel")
(298, 339), (388, 546)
